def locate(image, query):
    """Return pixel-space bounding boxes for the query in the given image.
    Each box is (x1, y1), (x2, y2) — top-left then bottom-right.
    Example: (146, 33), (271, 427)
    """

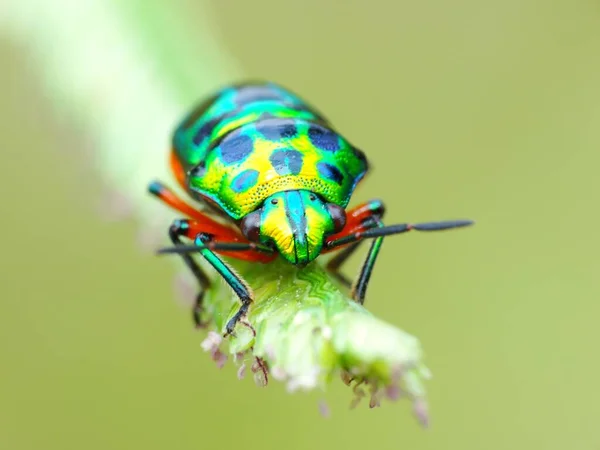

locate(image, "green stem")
(1, 0), (431, 424)
(201, 258), (430, 423)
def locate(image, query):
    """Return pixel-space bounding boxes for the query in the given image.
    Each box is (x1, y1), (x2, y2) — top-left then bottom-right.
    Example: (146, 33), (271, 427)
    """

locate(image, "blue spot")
(270, 149), (304, 175)
(308, 126), (341, 152)
(219, 133), (254, 165)
(192, 118), (219, 146)
(256, 119), (298, 141)
(232, 169), (259, 193)
(317, 162), (344, 185)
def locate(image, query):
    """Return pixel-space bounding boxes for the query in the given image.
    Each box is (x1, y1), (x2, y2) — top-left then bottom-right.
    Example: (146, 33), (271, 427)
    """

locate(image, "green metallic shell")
(172, 82), (368, 219)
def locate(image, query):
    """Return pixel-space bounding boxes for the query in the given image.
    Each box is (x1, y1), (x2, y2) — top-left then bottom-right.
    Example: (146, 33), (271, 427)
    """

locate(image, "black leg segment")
(326, 200), (386, 305)
(169, 219), (211, 328)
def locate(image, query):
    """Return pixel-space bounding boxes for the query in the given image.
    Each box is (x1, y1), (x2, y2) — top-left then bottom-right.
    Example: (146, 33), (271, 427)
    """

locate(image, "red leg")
(323, 200), (473, 305)
(322, 199), (385, 254)
(148, 180), (275, 263)
(175, 219), (276, 263)
(149, 177), (276, 331)
(323, 200), (386, 305)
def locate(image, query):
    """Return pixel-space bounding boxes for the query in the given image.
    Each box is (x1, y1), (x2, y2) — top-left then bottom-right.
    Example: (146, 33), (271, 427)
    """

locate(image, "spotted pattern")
(172, 81), (369, 218)
(218, 133), (254, 165)
(317, 162), (344, 185)
(270, 149), (304, 176)
(192, 118), (219, 146)
(308, 125), (341, 152)
(256, 118), (298, 141)
(231, 169), (259, 193)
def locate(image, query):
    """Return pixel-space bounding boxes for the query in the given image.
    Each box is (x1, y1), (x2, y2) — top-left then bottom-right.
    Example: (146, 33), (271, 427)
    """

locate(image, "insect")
(148, 81), (473, 336)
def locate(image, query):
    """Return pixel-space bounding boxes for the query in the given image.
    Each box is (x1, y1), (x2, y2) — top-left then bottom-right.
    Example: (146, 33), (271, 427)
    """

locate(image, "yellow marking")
(261, 203), (294, 255)
(215, 113), (261, 139)
(305, 206), (330, 251)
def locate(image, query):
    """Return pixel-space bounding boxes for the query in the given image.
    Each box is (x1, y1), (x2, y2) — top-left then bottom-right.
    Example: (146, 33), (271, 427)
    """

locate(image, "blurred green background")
(1, 1), (599, 449)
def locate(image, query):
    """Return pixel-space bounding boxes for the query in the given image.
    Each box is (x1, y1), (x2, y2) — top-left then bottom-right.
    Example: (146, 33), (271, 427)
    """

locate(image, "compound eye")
(326, 203), (346, 233)
(240, 211), (261, 242)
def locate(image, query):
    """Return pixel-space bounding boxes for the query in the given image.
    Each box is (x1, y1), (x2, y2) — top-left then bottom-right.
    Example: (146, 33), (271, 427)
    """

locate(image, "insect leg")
(164, 219), (267, 336)
(151, 180), (258, 326)
(189, 233), (254, 338)
(326, 219), (474, 250)
(325, 200), (386, 304)
(325, 242), (360, 288)
(169, 219), (212, 328)
(325, 211), (473, 305)
(149, 180), (274, 263)
(350, 217), (384, 305)
(148, 180), (222, 223)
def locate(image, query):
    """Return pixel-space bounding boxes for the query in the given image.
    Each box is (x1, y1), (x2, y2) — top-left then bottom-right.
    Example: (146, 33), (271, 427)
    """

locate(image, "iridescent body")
(149, 81), (473, 336)
(170, 82), (368, 264)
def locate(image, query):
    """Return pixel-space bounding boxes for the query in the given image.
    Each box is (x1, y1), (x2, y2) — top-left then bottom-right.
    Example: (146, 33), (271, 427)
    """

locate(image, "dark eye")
(326, 203), (346, 233)
(240, 211), (261, 242)
(309, 194), (316, 201)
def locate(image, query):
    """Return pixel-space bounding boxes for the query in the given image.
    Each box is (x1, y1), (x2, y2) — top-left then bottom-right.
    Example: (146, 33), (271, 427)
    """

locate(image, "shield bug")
(149, 81), (473, 336)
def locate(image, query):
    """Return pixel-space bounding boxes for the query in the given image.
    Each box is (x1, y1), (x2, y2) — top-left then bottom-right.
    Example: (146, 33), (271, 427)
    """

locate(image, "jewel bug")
(148, 81), (473, 336)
